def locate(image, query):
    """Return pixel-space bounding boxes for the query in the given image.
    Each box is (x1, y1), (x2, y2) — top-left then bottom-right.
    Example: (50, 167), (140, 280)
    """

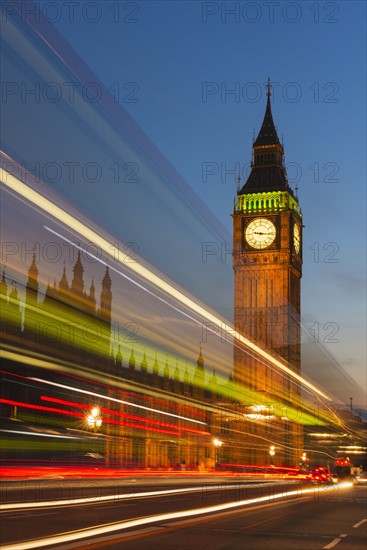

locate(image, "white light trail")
(30, 377), (206, 425)
(0, 430), (81, 440)
(44, 224), (206, 329)
(0, 166), (330, 401)
(1, 483), (353, 550)
(1, 482), (277, 511)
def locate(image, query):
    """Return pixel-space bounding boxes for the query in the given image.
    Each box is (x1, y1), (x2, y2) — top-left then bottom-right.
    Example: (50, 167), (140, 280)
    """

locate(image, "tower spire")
(71, 250), (84, 296)
(59, 262), (69, 292)
(0, 268), (8, 297)
(253, 78), (280, 147)
(24, 252), (39, 337)
(238, 78), (290, 195)
(266, 76), (271, 98)
(26, 252), (39, 297)
(99, 265), (112, 325)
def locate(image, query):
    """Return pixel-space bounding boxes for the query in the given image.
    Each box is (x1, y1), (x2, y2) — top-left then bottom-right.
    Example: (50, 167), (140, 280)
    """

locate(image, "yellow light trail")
(1, 483), (353, 550)
(0, 166), (330, 401)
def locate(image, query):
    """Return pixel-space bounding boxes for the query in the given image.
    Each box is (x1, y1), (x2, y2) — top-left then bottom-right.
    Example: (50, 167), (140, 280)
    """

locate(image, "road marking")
(353, 518), (367, 528)
(323, 538), (342, 549)
(324, 534), (348, 548)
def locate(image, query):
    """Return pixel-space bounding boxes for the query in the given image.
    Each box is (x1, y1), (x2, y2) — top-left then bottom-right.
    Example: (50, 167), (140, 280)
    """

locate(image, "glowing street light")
(269, 445), (275, 465)
(299, 452), (311, 469)
(86, 406), (102, 431)
(213, 437), (223, 465)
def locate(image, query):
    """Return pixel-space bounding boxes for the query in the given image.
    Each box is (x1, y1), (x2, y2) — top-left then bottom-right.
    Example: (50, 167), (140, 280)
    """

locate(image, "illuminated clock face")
(245, 218), (276, 249)
(293, 223), (301, 254)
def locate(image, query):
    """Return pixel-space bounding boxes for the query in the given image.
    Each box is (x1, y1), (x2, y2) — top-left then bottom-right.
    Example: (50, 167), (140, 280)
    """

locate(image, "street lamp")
(269, 445), (275, 466)
(213, 437), (223, 465)
(86, 406), (102, 431)
(299, 452), (311, 469)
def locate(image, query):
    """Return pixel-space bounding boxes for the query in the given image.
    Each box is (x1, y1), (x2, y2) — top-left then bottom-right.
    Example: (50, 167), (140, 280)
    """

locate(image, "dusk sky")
(1, 1), (366, 404)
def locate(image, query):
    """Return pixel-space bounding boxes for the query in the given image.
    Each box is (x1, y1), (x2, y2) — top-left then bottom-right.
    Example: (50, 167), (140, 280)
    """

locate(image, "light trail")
(0, 398), (182, 436)
(1, 482), (278, 511)
(0, 430), (81, 440)
(30, 377), (207, 425)
(0, 368), (206, 418)
(43, 227), (322, 406)
(0, 167), (331, 401)
(0, 354), (331, 432)
(43, 225), (208, 333)
(1, 483), (353, 549)
(40, 396), (210, 435)
(42, 226), (317, 408)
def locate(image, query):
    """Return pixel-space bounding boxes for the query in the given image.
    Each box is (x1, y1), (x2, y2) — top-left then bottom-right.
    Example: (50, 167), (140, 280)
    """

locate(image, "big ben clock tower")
(232, 80), (303, 466)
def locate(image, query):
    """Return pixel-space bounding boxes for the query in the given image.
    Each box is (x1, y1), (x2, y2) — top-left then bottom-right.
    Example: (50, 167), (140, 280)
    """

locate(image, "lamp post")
(213, 437), (223, 466)
(269, 445), (275, 466)
(86, 406), (102, 431)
